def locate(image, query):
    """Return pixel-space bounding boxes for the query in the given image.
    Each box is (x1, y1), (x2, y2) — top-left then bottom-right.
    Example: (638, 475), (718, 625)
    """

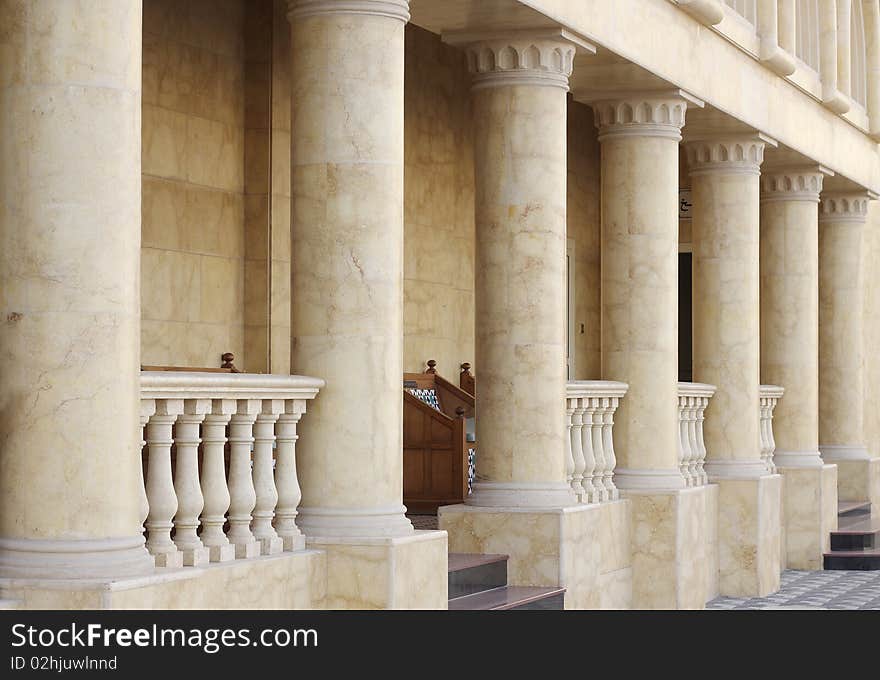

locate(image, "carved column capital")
(819, 192), (871, 223)
(760, 168), (826, 203)
(684, 135), (767, 176)
(591, 93), (690, 142)
(445, 29), (592, 92)
(287, 0), (410, 22)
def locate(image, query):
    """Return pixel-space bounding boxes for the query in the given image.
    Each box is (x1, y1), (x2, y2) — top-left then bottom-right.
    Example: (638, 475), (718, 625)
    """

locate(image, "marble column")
(818, 192), (880, 508)
(287, 0), (446, 608)
(594, 94), (687, 491)
(685, 136), (781, 596)
(0, 0), (153, 577)
(441, 31), (625, 609)
(590, 94), (714, 609)
(760, 167), (838, 569)
(462, 35), (578, 508)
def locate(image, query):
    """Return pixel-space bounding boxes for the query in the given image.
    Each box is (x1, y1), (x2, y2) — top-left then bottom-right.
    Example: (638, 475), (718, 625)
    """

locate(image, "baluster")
(145, 399), (183, 568)
(591, 398), (607, 503)
(678, 394), (692, 485)
(139, 400), (155, 543)
(200, 399), (236, 562)
(759, 398), (770, 471)
(695, 397), (708, 485)
(253, 400), (283, 555)
(581, 397), (598, 503)
(767, 397), (779, 473)
(570, 398), (587, 502)
(687, 398), (700, 486)
(275, 400), (306, 551)
(601, 397), (619, 500)
(228, 400), (260, 558)
(564, 398), (576, 491)
(173, 399), (211, 566)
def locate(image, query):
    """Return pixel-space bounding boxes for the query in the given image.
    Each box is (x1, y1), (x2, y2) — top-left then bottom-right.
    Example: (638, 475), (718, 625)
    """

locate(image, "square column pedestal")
(834, 459), (880, 518)
(778, 464), (838, 569)
(306, 531), (448, 609)
(440, 501), (632, 610)
(624, 486), (719, 609)
(713, 475), (782, 597)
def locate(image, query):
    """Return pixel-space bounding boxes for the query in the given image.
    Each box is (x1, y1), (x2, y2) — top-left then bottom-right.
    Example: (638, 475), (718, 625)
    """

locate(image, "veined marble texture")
(778, 464), (838, 569)
(440, 500), (632, 609)
(835, 459), (880, 515)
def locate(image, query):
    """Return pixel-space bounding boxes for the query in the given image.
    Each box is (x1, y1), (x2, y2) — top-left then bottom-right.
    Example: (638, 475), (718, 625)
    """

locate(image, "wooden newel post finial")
(221, 352), (240, 373)
(460, 362), (475, 395)
(455, 406), (466, 418)
(425, 359), (437, 374)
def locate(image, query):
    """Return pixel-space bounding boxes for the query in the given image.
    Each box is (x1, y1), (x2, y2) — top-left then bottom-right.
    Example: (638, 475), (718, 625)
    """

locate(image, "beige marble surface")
(290, 8), (412, 536)
(687, 138), (764, 468)
(469, 53), (570, 498)
(715, 475), (781, 597)
(818, 195), (867, 453)
(1, 551), (325, 610)
(597, 97), (685, 477)
(778, 464), (838, 569)
(625, 486), (715, 609)
(0, 0), (153, 575)
(836, 459), (880, 514)
(308, 531), (448, 610)
(440, 500), (631, 609)
(760, 175), (823, 461)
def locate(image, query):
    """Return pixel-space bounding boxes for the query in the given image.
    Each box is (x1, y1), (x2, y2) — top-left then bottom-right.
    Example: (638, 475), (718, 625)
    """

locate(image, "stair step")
(838, 501), (872, 518)
(831, 517), (880, 550)
(448, 553), (508, 599)
(448, 586), (565, 610)
(823, 548), (880, 571)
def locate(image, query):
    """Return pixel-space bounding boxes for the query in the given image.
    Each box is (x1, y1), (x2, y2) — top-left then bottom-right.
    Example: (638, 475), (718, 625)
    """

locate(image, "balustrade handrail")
(677, 381), (716, 487)
(141, 371), (325, 399)
(759, 384), (784, 473)
(139, 371), (323, 569)
(565, 380), (629, 504)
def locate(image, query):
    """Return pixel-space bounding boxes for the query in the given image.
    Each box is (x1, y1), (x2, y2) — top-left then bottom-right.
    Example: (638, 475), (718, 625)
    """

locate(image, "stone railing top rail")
(759, 384), (785, 399)
(565, 380), (629, 398)
(141, 371), (325, 401)
(677, 381), (716, 398)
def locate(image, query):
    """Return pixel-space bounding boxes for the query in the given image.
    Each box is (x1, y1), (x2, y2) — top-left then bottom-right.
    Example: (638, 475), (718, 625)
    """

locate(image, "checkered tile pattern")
(407, 388), (441, 411)
(467, 448), (476, 495)
(708, 569), (880, 610)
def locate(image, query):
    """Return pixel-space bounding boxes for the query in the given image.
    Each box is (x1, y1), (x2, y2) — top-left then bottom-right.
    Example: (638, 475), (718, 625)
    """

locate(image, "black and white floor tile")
(708, 569), (880, 610)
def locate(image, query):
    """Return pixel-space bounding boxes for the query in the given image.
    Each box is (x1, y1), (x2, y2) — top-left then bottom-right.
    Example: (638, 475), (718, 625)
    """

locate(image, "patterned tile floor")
(407, 514), (439, 531)
(708, 569), (880, 609)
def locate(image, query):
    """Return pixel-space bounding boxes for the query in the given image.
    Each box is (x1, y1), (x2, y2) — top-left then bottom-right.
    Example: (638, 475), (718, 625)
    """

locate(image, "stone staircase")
(824, 501), (880, 570)
(447, 553), (564, 610)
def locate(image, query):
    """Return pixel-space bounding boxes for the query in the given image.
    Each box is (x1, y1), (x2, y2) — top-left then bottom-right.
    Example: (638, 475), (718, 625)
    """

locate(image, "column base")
(715, 475), (781, 597)
(439, 500), (632, 609)
(306, 531), (447, 609)
(0, 551), (324, 609)
(830, 457), (880, 517)
(0, 536), (155, 579)
(777, 464), (838, 569)
(466, 482), (578, 508)
(296, 504), (414, 538)
(623, 485), (717, 609)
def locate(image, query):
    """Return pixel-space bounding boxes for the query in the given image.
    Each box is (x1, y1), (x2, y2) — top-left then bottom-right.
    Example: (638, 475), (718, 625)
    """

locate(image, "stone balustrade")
(677, 382), (716, 487)
(140, 372), (324, 568)
(759, 384), (784, 473)
(565, 381), (629, 503)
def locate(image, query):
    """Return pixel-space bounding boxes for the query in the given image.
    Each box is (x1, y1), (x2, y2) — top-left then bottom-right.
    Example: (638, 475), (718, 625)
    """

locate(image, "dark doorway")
(679, 252), (693, 382)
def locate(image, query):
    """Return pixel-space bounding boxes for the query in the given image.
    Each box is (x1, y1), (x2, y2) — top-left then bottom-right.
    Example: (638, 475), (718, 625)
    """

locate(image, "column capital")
(591, 92), (693, 142)
(819, 192), (871, 223)
(287, 0), (410, 22)
(684, 134), (768, 176)
(444, 29), (594, 92)
(760, 167), (827, 203)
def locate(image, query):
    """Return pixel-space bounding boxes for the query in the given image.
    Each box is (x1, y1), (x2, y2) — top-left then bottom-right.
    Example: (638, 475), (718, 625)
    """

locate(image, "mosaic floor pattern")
(708, 569), (880, 610)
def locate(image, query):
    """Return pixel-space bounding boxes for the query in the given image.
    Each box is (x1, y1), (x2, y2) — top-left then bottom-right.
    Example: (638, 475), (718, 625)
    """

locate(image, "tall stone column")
(592, 94), (712, 609)
(0, 0), (153, 577)
(440, 32), (620, 609)
(760, 168), (838, 569)
(287, 0), (446, 609)
(685, 136), (781, 597)
(818, 192), (879, 511)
